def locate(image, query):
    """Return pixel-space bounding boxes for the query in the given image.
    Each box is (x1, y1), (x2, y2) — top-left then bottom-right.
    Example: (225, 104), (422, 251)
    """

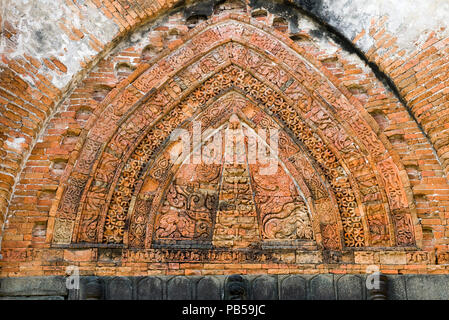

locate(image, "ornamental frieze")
(51, 16), (417, 257)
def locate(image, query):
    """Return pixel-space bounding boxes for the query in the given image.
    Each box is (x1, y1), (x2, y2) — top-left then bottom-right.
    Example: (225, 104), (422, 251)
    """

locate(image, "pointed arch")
(49, 15), (420, 255)
(137, 92), (329, 250)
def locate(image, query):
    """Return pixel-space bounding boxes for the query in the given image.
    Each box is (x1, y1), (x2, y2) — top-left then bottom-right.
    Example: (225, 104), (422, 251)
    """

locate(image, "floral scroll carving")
(52, 17), (416, 257)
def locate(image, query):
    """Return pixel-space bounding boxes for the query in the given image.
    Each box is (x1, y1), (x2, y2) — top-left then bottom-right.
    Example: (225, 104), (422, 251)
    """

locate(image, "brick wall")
(1, 0), (449, 277)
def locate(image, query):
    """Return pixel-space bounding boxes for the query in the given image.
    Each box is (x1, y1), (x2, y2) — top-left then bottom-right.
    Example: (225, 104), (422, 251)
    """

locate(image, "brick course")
(1, 0), (449, 276)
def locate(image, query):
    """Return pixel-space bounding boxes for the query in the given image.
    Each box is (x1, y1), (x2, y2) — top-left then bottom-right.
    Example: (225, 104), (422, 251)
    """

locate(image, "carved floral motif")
(53, 19), (416, 253)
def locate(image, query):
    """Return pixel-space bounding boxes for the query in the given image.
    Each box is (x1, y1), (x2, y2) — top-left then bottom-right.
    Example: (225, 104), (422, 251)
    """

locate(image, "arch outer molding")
(48, 14), (421, 261)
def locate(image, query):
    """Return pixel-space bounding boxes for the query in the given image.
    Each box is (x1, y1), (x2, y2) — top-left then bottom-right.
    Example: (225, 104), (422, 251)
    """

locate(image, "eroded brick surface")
(1, 1), (449, 277)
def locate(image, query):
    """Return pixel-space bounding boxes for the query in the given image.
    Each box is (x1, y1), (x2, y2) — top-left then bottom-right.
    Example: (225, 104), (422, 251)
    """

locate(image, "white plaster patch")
(296, 16), (318, 31)
(0, 0), (119, 89)
(6, 137), (25, 152)
(320, 0), (449, 54)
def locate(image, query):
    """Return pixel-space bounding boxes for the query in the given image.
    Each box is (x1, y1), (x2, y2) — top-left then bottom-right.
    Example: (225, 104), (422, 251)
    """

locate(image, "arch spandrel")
(49, 15), (420, 258)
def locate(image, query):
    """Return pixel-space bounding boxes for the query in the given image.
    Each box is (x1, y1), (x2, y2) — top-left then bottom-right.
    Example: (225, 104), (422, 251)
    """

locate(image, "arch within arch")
(141, 92), (330, 250)
(49, 15), (419, 256)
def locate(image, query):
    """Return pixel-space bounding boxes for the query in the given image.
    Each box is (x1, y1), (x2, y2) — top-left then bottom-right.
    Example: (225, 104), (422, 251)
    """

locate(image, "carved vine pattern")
(102, 65), (365, 247)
